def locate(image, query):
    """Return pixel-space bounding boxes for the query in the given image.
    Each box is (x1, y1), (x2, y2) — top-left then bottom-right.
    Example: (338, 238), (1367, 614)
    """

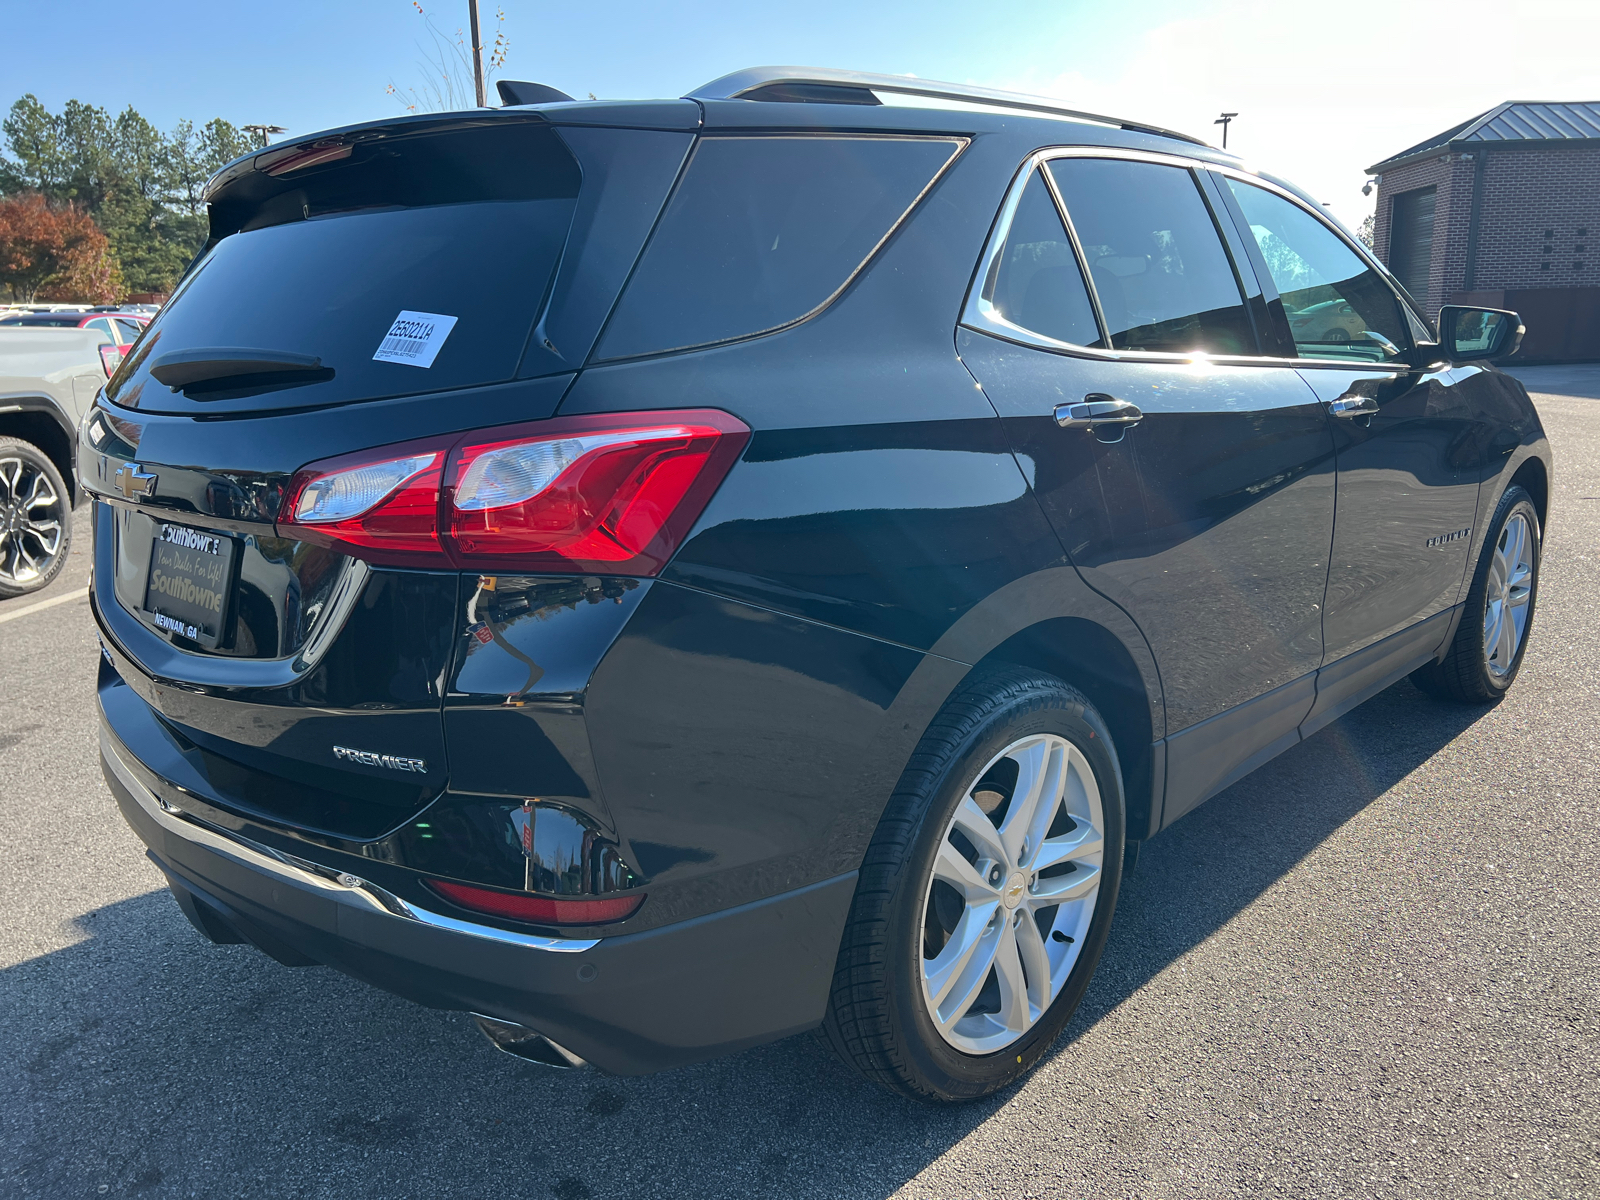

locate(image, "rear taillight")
(426, 879), (644, 926)
(279, 409), (749, 574)
(283, 440), (448, 564)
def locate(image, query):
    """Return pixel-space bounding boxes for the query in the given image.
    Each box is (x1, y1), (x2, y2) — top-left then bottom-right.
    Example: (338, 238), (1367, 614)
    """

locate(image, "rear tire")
(819, 668), (1125, 1102)
(0, 437), (71, 599)
(1412, 484), (1540, 703)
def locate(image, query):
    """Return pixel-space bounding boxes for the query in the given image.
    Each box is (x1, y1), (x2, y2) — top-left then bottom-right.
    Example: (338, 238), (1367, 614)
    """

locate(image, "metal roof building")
(1367, 102), (1600, 361)
(1369, 102), (1600, 173)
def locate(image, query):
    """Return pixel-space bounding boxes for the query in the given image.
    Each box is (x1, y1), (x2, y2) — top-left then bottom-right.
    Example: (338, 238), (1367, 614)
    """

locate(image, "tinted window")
(984, 168), (1101, 347)
(597, 135), (961, 360)
(1224, 178), (1409, 363)
(108, 123), (581, 415)
(114, 318), (144, 341)
(1048, 158), (1255, 355)
(86, 317), (116, 336)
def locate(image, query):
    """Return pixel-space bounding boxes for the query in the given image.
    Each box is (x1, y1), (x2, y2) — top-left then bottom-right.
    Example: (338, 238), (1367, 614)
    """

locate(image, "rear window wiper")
(149, 348), (330, 392)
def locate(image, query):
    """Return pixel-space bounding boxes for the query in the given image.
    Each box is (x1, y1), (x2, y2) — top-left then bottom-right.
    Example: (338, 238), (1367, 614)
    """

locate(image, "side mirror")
(1438, 305), (1524, 362)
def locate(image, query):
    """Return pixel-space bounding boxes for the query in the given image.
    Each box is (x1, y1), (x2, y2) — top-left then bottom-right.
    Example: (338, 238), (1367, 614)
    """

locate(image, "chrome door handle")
(1327, 395), (1379, 419)
(1054, 394), (1143, 428)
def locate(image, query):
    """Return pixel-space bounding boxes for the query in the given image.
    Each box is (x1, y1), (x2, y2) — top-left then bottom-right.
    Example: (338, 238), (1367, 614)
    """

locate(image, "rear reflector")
(426, 879), (645, 926)
(280, 409), (749, 574)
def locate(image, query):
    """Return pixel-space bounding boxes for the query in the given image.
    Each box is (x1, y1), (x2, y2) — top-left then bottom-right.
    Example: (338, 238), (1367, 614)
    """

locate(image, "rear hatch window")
(108, 120), (580, 415)
(595, 134), (963, 360)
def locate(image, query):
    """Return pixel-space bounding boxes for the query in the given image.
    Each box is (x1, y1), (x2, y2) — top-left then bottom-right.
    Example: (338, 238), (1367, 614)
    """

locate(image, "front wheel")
(1412, 484), (1541, 703)
(0, 437), (71, 599)
(819, 669), (1124, 1102)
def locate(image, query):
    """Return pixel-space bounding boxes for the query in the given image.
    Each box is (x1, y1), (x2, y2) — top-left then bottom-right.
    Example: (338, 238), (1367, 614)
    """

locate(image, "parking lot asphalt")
(1, 366), (1596, 1200)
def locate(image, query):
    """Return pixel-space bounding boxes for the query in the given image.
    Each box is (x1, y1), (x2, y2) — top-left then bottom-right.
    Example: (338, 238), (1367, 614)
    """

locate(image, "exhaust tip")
(472, 1014), (588, 1069)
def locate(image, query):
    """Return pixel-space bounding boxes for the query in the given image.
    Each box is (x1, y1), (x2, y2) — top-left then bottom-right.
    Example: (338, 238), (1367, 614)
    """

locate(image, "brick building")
(1368, 102), (1600, 361)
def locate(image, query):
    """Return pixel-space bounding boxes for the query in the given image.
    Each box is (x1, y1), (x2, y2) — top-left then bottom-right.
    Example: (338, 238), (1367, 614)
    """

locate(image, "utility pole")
(1214, 112), (1238, 150)
(468, 0), (487, 108)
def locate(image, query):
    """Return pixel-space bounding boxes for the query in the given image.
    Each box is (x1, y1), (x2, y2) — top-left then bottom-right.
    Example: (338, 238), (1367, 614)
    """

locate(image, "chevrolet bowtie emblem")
(113, 462), (157, 501)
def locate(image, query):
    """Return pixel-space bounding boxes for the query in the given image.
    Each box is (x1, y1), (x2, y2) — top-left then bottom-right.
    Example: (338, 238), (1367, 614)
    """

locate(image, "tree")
(0, 193), (121, 302)
(1357, 214), (1376, 250)
(0, 95), (255, 297)
(0, 95), (62, 194)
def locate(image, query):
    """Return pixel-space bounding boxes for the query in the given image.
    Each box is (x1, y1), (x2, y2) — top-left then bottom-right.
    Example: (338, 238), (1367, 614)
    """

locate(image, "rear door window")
(1047, 158), (1257, 355)
(982, 168), (1102, 347)
(1223, 177), (1410, 363)
(108, 122), (581, 415)
(596, 135), (962, 360)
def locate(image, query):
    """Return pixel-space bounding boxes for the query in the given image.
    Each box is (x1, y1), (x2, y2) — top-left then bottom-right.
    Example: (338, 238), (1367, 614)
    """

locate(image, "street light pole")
(242, 124), (288, 149)
(1215, 111), (1238, 150)
(467, 0), (487, 108)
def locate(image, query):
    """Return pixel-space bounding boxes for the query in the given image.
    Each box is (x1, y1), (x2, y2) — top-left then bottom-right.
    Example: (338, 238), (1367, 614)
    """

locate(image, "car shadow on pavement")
(0, 679), (1490, 1200)
(1052, 677), (1489, 1065)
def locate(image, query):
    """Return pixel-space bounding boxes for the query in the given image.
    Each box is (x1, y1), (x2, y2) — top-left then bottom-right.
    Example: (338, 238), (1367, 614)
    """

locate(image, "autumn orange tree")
(0, 192), (122, 303)
(0, 94), (253, 297)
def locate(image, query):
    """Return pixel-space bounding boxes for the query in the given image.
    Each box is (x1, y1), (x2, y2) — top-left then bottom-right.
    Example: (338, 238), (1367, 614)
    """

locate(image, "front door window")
(1223, 178), (1410, 364)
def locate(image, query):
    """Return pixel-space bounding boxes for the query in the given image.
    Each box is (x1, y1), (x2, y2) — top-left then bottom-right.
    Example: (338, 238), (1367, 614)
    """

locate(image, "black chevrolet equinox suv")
(86, 67), (1551, 1102)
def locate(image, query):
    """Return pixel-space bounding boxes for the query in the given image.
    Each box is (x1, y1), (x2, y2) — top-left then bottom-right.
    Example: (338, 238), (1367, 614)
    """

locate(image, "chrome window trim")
(102, 727), (601, 954)
(960, 146), (1418, 372)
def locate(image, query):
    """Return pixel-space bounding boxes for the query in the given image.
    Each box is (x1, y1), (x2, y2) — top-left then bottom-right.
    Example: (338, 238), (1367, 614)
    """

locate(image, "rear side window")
(596, 135), (962, 360)
(1047, 158), (1255, 355)
(984, 168), (1101, 347)
(109, 122), (581, 414)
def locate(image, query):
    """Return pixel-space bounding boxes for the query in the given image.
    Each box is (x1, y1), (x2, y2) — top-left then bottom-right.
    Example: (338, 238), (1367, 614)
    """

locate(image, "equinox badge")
(333, 745), (427, 773)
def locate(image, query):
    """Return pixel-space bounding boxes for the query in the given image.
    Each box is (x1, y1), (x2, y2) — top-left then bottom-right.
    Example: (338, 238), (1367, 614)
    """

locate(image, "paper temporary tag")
(373, 310), (458, 368)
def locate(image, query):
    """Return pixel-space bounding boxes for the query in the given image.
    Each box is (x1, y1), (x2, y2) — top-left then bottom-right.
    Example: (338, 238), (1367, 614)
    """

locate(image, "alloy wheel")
(0, 454), (65, 588)
(1483, 511), (1535, 677)
(920, 733), (1105, 1055)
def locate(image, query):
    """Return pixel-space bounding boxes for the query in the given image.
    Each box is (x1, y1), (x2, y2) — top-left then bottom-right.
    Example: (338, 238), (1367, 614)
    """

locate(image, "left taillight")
(279, 409), (750, 574)
(284, 446), (447, 562)
(98, 343), (128, 378)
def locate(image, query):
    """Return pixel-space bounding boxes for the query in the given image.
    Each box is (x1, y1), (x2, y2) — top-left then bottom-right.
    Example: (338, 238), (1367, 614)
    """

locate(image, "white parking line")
(0, 586), (90, 626)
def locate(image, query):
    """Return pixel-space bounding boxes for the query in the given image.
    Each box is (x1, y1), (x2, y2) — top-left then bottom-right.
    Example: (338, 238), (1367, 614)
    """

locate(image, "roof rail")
(687, 66), (1208, 147)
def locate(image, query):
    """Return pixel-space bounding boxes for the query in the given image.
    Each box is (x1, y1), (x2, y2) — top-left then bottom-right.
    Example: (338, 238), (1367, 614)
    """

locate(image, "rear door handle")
(1054, 394), (1144, 428)
(1327, 395), (1379, 419)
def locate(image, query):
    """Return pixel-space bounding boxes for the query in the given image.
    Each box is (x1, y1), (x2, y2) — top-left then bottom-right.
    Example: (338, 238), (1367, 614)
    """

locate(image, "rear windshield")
(108, 122), (580, 415)
(595, 135), (962, 361)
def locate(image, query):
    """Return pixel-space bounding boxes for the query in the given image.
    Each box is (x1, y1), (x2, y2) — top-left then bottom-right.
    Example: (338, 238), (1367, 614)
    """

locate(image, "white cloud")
(985, 0), (1600, 229)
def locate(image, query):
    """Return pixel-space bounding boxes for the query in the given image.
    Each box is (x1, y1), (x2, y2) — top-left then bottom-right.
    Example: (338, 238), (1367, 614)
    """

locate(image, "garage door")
(1388, 186), (1436, 307)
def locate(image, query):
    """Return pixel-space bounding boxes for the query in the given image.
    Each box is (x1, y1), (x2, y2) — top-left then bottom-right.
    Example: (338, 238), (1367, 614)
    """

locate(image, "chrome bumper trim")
(102, 727), (600, 955)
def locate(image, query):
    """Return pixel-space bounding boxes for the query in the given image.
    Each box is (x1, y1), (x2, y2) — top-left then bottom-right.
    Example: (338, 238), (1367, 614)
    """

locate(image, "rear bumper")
(102, 723), (855, 1076)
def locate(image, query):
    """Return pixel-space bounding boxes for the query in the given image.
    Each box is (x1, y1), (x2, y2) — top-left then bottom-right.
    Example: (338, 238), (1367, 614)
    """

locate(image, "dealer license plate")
(142, 522), (236, 648)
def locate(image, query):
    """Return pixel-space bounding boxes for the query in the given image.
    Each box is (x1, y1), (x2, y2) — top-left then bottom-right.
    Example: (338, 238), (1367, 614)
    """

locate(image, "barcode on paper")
(373, 310), (458, 368)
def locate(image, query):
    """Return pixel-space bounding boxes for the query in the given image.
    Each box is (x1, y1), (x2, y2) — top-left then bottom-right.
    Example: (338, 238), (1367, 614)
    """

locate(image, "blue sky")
(5, 0), (1596, 227)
